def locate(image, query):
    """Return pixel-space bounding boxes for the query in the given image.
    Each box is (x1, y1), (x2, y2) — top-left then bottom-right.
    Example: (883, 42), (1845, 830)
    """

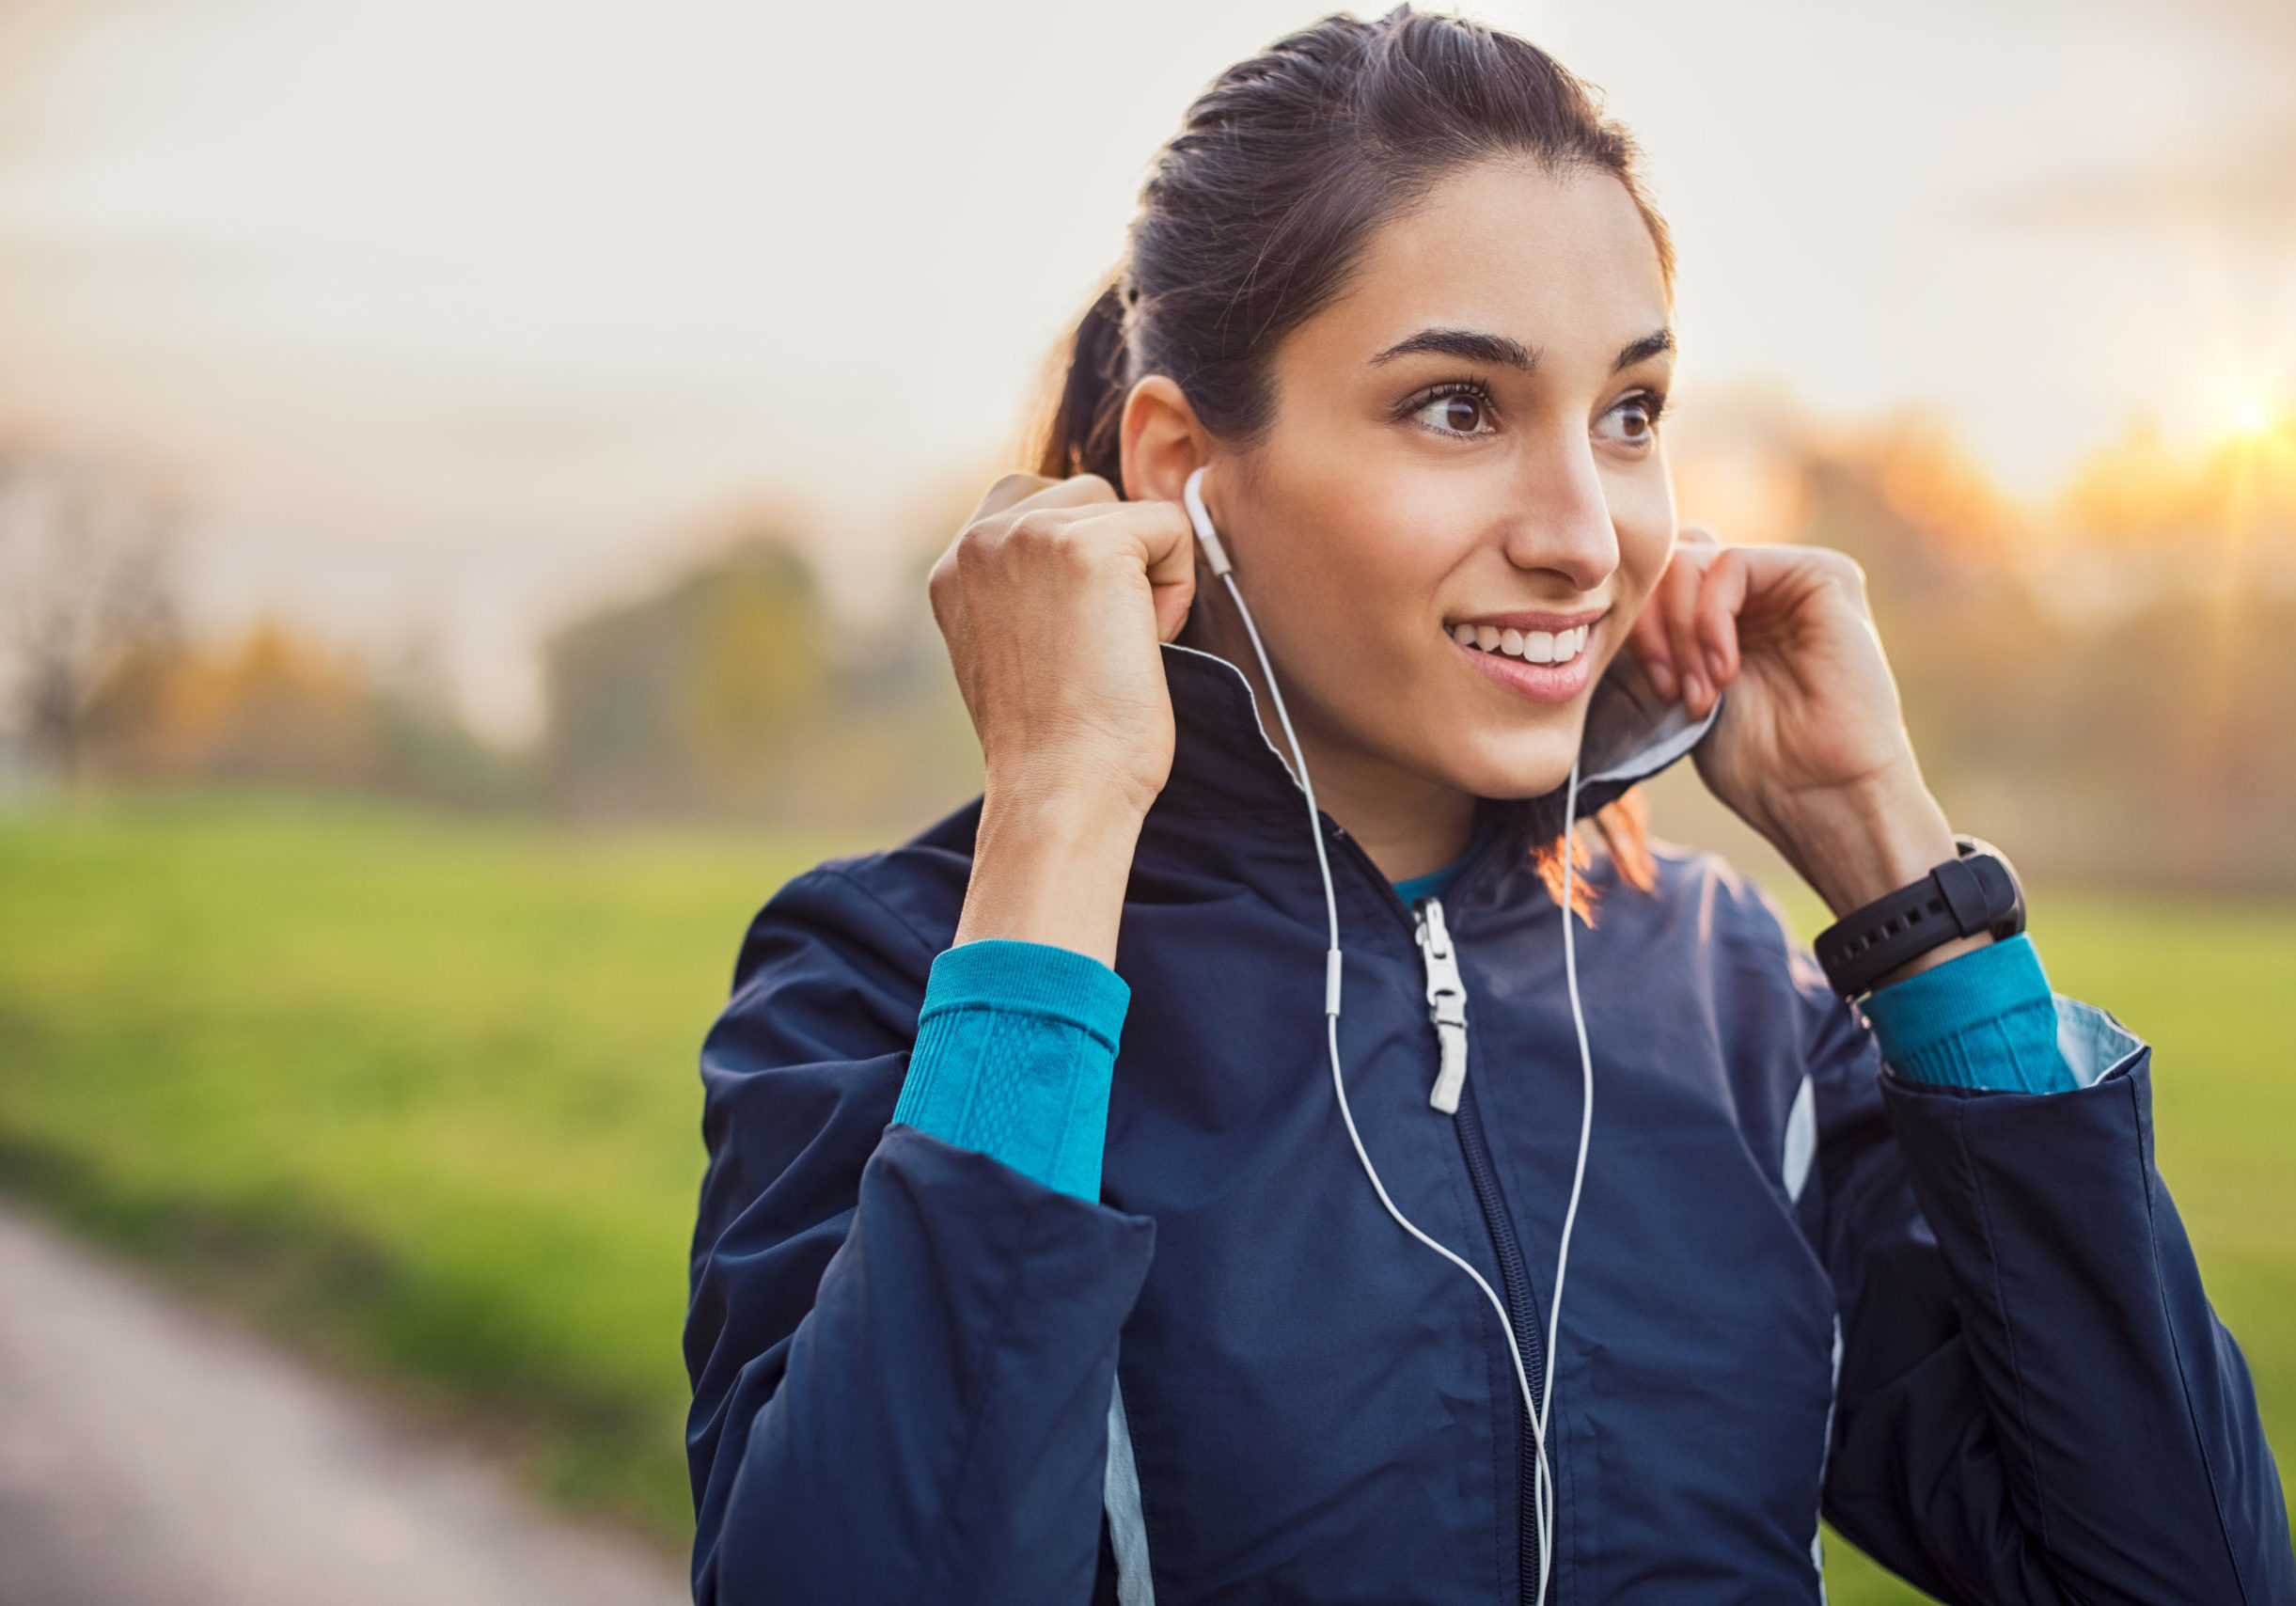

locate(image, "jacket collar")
(1155, 641), (1718, 842)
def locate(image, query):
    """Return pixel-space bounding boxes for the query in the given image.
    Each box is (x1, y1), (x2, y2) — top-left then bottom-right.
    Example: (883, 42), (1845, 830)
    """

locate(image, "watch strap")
(1813, 836), (2025, 1000)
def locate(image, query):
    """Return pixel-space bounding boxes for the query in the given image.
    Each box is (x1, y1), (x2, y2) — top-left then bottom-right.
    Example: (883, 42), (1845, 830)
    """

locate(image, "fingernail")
(1647, 660), (1675, 697)
(1706, 649), (1727, 683)
(1685, 673), (1706, 706)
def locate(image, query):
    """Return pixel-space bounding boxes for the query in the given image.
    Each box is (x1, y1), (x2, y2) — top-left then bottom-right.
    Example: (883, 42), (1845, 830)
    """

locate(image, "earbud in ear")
(1182, 466), (1234, 578)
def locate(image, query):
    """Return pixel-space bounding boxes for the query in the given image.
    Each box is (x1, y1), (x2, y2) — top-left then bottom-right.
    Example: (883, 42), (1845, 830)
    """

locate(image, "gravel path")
(0, 1202), (690, 1606)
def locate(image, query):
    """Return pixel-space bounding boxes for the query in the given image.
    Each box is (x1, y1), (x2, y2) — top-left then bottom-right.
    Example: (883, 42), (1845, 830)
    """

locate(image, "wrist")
(1765, 764), (1958, 916)
(954, 775), (1148, 967)
(1770, 768), (1996, 989)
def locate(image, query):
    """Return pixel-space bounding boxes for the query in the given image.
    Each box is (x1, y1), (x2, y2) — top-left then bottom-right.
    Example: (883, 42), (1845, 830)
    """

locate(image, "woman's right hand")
(928, 471), (1199, 963)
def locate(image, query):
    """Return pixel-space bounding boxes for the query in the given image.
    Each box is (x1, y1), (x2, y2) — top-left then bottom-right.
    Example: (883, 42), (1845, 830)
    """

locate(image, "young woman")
(684, 11), (2290, 1604)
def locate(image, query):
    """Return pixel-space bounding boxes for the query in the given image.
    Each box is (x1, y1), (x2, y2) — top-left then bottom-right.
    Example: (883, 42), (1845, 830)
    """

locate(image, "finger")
(1692, 548), (1750, 686)
(1628, 541), (1713, 700)
(970, 472), (1055, 523)
(971, 470), (1117, 527)
(1108, 500), (1199, 640)
(1021, 472), (1121, 513)
(1661, 546), (1712, 712)
(1677, 523), (1720, 548)
(1624, 569), (1681, 699)
(1155, 578), (1198, 641)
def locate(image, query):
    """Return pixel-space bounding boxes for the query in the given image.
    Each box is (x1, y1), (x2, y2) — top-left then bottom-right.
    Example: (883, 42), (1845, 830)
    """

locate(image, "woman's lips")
(1448, 615), (1603, 704)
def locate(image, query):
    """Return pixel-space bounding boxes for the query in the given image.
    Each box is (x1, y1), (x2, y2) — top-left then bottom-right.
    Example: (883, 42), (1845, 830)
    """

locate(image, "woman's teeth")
(1451, 622), (1591, 665)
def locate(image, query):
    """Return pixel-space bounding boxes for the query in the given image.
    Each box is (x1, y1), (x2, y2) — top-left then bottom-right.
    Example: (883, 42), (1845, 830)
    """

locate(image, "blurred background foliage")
(4, 460), (984, 831)
(14, 396), (2295, 884)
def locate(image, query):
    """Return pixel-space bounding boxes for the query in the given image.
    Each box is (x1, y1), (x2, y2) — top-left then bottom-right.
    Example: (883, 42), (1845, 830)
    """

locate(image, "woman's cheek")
(1609, 477), (1675, 606)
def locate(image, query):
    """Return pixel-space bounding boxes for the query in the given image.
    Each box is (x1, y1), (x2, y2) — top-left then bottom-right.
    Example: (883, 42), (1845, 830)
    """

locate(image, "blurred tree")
(80, 622), (527, 807)
(542, 531), (979, 827)
(1660, 398), (2296, 890)
(544, 541), (826, 817)
(680, 547), (830, 811)
(84, 623), (380, 785)
(0, 453), (178, 780)
(1769, 415), (2296, 890)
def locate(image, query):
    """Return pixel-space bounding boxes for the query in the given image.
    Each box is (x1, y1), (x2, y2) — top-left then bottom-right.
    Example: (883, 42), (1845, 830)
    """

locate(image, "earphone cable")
(1214, 562), (1557, 1599)
(1187, 467), (1580, 1601)
(1530, 757), (1595, 1596)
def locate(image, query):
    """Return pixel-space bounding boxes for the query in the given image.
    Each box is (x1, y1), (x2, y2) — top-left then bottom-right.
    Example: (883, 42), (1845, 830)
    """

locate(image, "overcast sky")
(1, 0), (2289, 735)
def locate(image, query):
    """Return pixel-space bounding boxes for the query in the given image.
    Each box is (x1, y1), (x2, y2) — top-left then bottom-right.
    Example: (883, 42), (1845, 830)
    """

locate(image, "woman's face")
(1197, 160), (1676, 806)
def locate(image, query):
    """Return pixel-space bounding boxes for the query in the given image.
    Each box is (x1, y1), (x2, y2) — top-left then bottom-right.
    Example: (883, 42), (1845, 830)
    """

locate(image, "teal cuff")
(1863, 933), (2077, 1094)
(892, 939), (1131, 1200)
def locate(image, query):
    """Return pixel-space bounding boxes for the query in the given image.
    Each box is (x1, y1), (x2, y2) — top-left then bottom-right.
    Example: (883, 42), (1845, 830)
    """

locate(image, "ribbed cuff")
(892, 940), (1131, 1200)
(1863, 933), (2076, 1094)
(909, 938), (1131, 1042)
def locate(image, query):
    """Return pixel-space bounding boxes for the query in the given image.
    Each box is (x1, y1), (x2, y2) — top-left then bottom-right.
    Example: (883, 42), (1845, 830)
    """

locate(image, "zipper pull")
(1413, 896), (1470, 1115)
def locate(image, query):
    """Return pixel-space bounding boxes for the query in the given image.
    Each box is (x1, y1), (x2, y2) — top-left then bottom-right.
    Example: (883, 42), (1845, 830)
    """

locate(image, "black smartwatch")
(1813, 836), (2025, 1000)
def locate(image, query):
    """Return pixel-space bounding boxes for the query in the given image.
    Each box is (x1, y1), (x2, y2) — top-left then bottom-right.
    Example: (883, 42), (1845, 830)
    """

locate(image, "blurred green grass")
(0, 795), (2288, 1595)
(0, 793), (862, 1539)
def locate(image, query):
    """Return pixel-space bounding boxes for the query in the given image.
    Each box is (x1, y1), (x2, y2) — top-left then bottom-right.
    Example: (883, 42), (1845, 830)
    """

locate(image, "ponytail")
(1035, 284), (1130, 487)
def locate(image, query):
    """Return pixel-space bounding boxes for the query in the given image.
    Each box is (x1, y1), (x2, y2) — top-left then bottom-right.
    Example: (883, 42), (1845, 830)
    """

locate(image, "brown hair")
(1036, 6), (1666, 914)
(1535, 790), (1659, 923)
(1038, 6), (1672, 485)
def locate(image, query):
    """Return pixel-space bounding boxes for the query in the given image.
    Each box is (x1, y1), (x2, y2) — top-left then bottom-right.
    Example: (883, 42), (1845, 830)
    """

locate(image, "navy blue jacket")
(686, 645), (2292, 1604)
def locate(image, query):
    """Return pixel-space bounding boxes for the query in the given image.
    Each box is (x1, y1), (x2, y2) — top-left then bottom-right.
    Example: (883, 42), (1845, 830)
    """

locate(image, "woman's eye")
(1596, 394), (1661, 448)
(1410, 390), (1494, 436)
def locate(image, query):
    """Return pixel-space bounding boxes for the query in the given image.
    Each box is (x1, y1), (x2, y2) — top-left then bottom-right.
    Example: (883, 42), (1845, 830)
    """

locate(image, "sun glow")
(2229, 398), (2277, 441)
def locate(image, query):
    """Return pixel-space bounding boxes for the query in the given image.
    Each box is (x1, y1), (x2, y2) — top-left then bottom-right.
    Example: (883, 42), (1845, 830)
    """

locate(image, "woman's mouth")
(1448, 622), (1592, 666)
(1446, 613), (1605, 703)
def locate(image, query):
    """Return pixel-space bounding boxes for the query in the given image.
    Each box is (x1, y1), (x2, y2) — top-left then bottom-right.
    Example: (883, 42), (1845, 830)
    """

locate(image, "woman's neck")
(1194, 627), (1478, 883)
(1298, 736), (1479, 883)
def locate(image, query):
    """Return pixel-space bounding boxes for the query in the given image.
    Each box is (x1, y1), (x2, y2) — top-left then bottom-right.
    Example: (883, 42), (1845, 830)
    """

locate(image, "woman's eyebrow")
(1613, 328), (1675, 372)
(1370, 328), (1537, 370)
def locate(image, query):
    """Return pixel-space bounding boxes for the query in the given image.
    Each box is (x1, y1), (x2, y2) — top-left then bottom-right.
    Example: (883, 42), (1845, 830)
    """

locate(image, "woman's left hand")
(1624, 530), (1975, 934)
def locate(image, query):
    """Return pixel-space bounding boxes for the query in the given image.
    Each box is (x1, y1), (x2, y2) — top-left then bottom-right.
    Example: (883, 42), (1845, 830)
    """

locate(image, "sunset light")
(2229, 397), (2279, 441)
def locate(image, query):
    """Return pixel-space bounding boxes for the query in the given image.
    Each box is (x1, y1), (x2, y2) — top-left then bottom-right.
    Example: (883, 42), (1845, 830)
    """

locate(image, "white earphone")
(1182, 465), (1597, 1603)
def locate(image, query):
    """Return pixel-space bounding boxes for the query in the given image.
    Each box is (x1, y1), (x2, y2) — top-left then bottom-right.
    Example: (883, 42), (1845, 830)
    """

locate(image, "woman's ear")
(1120, 375), (1211, 505)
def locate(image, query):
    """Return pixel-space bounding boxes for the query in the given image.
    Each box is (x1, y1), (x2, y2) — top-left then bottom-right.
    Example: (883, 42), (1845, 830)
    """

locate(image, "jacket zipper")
(1412, 890), (1549, 1606)
(1415, 899), (1471, 1114)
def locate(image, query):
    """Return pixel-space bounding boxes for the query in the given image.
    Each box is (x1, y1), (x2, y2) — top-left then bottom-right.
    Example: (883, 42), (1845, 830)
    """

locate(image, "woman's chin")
(1425, 725), (1586, 803)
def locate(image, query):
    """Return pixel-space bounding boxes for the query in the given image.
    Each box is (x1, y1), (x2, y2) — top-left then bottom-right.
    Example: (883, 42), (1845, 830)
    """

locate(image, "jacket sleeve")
(1801, 959), (2294, 1604)
(684, 866), (1156, 1606)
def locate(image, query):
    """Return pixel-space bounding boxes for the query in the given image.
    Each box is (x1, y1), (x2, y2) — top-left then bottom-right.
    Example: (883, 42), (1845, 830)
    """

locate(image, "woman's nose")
(1499, 432), (1619, 592)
